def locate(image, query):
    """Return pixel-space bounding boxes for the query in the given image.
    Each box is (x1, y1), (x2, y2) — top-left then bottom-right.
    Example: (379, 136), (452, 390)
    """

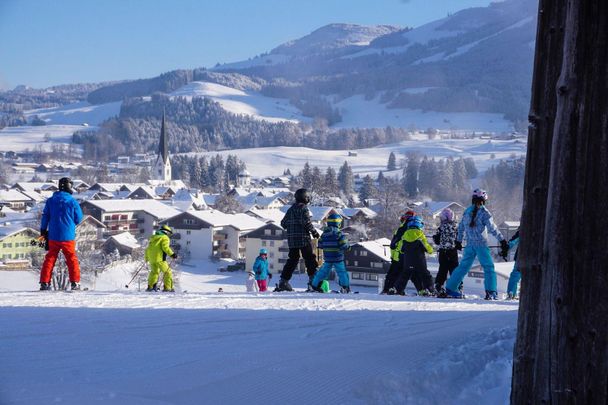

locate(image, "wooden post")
(511, 0), (608, 403)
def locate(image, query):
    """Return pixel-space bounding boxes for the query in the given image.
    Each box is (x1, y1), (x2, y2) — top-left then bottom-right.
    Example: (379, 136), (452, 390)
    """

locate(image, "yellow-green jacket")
(389, 223), (407, 261)
(402, 228), (434, 254)
(145, 231), (174, 263)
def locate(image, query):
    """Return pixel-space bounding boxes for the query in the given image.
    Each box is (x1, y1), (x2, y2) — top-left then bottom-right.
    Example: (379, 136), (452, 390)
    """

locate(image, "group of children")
(253, 187), (522, 300)
(382, 188), (519, 300)
(140, 186), (522, 299)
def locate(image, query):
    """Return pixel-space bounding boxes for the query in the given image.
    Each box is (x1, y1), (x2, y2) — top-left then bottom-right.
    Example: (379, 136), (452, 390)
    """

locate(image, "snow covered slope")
(186, 137), (527, 178)
(334, 95), (513, 132)
(24, 101), (121, 126)
(0, 262), (518, 404)
(170, 81), (310, 124)
(0, 124), (93, 152)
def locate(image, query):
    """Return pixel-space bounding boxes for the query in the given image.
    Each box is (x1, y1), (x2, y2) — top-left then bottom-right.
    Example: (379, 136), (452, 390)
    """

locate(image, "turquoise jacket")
(253, 256), (270, 280)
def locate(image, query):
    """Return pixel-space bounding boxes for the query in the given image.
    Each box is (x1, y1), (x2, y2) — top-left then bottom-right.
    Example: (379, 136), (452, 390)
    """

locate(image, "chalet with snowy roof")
(243, 223), (286, 276)
(126, 186), (158, 200)
(0, 190), (36, 211)
(0, 225), (38, 264)
(419, 201), (465, 225)
(162, 210), (266, 260)
(102, 232), (141, 256)
(75, 215), (106, 252)
(81, 199), (180, 238)
(88, 183), (139, 193)
(237, 170), (251, 187)
(170, 189), (208, 212)
(344, 238), (391, 287)
(246, 208), (285, 224)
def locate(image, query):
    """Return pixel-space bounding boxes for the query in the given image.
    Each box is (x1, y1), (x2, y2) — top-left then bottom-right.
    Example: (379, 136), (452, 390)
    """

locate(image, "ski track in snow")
(0, 289), (517, 405)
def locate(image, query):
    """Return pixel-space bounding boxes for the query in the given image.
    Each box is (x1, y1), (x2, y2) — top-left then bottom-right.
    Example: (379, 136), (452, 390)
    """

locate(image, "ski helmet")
(406, 215), (424, 230)
(472, 188), (488, 204)
(439, 208), (454, 223)
(159, 224), (173, 235)
(259, 248), (268, 255)
(400, 210), (416, 223)
(58, 177), (73, 194)
(294, 188), (311, 204)
(326, 212), (343, 228)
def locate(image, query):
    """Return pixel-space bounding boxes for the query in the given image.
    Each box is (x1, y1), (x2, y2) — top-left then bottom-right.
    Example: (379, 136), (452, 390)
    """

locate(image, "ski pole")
(125, 262), (147, 288)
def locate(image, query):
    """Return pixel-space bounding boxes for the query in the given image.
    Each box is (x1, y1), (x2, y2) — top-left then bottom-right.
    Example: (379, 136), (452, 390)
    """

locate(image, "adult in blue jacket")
(39, 177), (83, 290)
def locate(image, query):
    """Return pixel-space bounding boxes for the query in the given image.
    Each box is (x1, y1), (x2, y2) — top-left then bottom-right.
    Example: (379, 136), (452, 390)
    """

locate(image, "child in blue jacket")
(309, 212), (351, 293)
(253, 248), (271, 292)
(444, 189), (509, 300)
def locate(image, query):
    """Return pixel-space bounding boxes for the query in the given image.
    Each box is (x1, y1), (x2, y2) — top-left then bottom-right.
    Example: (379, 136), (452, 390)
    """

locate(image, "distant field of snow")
(0, 261), (518, 404)
(0, 124), (92, 152)
(334, 95), (513, 132)
(24, 101), (121, 126)
(170, 81), (310, 124)
(186, 137), (526, 178)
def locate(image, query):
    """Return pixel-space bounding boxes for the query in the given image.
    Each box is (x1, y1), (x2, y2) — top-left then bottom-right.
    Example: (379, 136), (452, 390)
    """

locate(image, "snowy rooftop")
(107, 232), (141, 249)
(186, 210), (266, 231)
(0, 190), (35, 202)
(246, 208), (285, 224)
(84, 199), (181, 219)
(355, 238), (392, 261)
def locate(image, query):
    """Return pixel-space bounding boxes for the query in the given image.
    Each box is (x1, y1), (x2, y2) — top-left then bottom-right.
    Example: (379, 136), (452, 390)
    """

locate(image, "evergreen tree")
(377, 171), (386, 189)
(437, 157), (455, 200)
(403, 153), (420, 198)
(463, 157), (478, 179)
(311, 166), (323, 195)
(338, 161), (354, 196)
(324, 167), (338, 195)
(387, 152), (397, 171)
(300, 162), (313, 189)
(453, 158), (469, 196)
(190, 158), (202, 189)
(359, 175), (376, 202)
(199, 157), (210, 190)
(225, 154), (240, 184)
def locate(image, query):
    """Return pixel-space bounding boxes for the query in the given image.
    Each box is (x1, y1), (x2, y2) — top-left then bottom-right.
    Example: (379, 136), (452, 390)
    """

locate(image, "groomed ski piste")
(0, 259), (518, 405)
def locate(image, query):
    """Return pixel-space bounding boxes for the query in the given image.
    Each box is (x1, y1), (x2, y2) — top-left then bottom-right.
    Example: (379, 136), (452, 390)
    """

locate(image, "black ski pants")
(435, 248), (459, 289)
(394, 262), (434, 293)
(280, 243), (318, 281)
(382, 257), (422, 293)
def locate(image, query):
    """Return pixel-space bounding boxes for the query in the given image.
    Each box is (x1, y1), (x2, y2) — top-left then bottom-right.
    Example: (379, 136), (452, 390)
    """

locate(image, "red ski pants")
(40, 240), (80, 283)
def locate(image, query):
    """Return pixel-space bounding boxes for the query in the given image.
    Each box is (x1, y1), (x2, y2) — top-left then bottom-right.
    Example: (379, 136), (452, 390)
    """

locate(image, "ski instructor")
(39, 177), (84, 291)
(276, 188), (320, 291)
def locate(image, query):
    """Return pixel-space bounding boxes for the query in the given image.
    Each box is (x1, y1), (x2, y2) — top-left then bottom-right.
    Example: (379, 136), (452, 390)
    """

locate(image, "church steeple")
(159, 110), (169, 164)
(152, 110), (172, 182)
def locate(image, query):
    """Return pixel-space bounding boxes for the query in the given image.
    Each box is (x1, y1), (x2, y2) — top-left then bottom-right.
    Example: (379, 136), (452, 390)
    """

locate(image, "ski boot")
(70, 282), (81, 291)
(146, 283), (159, 292)
(506, 292), (518, 300)
(435, 286), (447, 297)
(387, 287), (397, 295)
(39, 282), (51, 291)
(484, 290), (498, 300)
(307, 282), (324, 293)
(417, 289), (431, 297)
(274, 278), (293, 292)
(444, 288), (464, 299)
(339, 286), (351, 294)
(163, 288), (175, 293)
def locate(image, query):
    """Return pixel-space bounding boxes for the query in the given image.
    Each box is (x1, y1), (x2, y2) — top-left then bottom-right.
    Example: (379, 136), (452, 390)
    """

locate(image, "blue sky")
(0, 0), (495, 89)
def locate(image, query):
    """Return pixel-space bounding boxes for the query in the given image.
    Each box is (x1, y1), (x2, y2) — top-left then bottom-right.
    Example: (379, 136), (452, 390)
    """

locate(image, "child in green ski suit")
(145, 225), (178, 292)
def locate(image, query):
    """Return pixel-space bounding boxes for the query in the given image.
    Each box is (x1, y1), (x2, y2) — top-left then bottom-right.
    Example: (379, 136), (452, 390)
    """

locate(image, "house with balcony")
(344, 238), (392, 287)
(162, 210), (266, 260)
(80, 199), (181, 238)
(0, 225), (39, 264)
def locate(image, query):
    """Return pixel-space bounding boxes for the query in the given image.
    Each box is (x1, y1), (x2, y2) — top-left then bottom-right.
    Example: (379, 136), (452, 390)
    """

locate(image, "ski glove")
(500, 240), (509, 259)
(432, 234), (440, 245)
(171, 253), (178, 259)
(40, 229), (48, 240)
(455, 241), (463, 251)
(311, 229), (320, 239)
(268, 273), (272, 279)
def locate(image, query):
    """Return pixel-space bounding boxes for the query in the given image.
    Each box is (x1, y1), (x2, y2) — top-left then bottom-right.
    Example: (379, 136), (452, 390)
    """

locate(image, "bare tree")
(511, 1), (608, 403)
